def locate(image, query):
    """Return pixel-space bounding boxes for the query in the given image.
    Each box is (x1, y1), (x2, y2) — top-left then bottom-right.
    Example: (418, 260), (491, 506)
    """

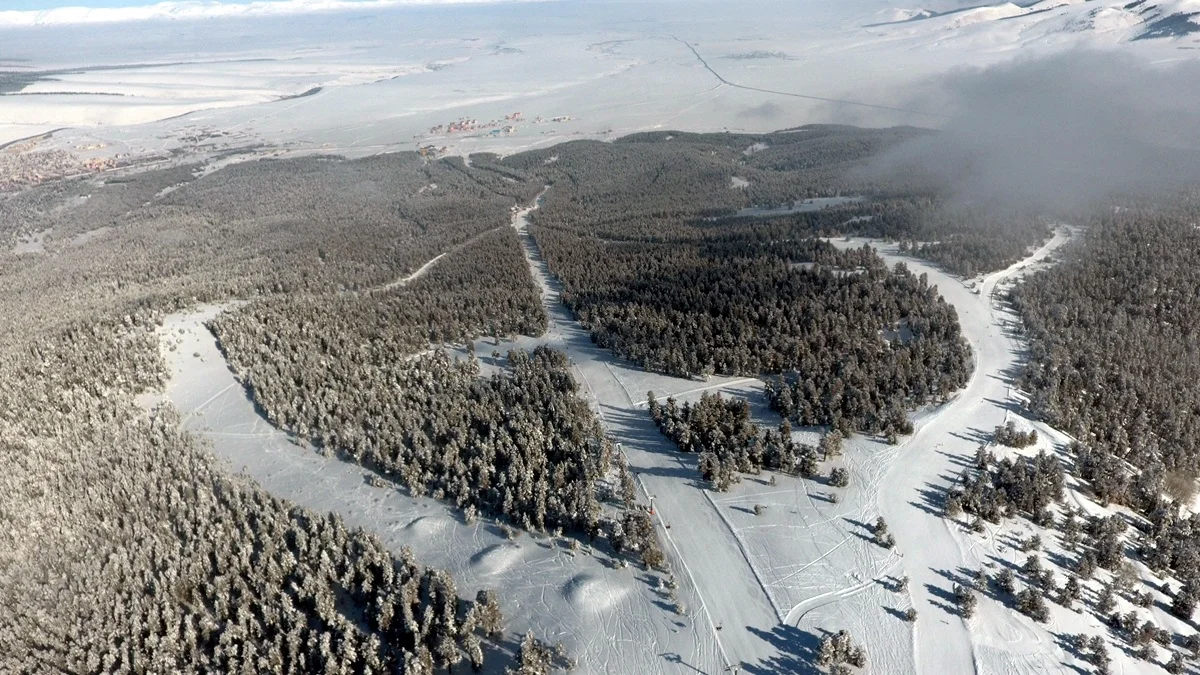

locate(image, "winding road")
(670, 36), (946, 120)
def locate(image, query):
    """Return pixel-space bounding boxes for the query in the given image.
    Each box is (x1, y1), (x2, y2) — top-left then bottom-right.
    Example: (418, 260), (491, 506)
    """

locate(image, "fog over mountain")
(869, 50), (1200, 210)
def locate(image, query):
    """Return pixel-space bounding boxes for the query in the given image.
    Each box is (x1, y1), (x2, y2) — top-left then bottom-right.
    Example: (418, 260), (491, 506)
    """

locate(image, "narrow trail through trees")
(373, 186), (552, 294)
(152, 188), (738, 674)
(509, 188), (783, 671)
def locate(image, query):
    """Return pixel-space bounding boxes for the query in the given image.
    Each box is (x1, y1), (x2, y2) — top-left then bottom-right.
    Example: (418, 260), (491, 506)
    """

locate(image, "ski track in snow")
(374, 251), (446, 291)
(825, 229), (1075, 675)
(507, 190), (781, 671)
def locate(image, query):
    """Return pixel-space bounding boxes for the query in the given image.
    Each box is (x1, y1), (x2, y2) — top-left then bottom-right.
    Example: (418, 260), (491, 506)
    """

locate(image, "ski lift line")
(670, 36), (949, 120)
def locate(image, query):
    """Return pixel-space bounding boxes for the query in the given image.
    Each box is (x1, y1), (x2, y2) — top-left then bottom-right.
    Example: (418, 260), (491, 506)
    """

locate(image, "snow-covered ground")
(146, 195), (740, 674)
(146, 178), (1183, 673)
(0, 0), (545, 28)
(822, 232), (1080, 675)
(150, 312), (724, 674)
(13, 0), (1197, 669)
(817, 231), (1195, 675)
(0, 123), (59, 147)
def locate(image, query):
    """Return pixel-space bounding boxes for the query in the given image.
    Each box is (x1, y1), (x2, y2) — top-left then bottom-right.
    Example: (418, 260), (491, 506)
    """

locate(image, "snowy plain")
(2, 0), (1198, 156)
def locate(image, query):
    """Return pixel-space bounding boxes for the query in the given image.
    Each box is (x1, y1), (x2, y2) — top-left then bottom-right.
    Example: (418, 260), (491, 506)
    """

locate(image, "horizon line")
(0, 0), (552, 28)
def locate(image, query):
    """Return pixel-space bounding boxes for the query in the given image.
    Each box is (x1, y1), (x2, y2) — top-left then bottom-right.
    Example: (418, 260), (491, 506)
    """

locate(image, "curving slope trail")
(507, 191), (783, 671)
(147, 191), (731, 675)
(830, 229), (1074, 675)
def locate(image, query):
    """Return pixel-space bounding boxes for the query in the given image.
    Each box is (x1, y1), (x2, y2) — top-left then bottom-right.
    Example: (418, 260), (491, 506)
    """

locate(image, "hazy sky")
(0, 0), (547, 22)
(10, 0), (197, 7)
(7, 0), (366, 7)
(867, 50), (1200, 212)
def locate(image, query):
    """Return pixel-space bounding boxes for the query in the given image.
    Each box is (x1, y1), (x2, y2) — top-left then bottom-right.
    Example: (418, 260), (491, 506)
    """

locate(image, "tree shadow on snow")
(983, 396), (1025, 415)
(1049, 632), (1095, 675)
(479, 633), (522, 674)
(922, 581), (960, 615)
(908, 483), (946, 517)
(933, 565), (1016, 610)
(841, 517), (878, 544)
(930, 566), (970, 588)
(743, 624), (824, 674)
(842, 517), (873, 533)
(996, 362), (1025, 382)
(658, 652), (706, 674)
(935, 472), (961, 486)
(950, 426), (993, 445)
(1045, 549), (1075, 572)
(601, 405), (673, 446)
(628, 463), (706, 487)
(651, 598), (680, 614)
(602, 407), (709, 487)
(935, 449), (974, 470)
(875, 575), (904, 593)
(985, 554), (1022, 574)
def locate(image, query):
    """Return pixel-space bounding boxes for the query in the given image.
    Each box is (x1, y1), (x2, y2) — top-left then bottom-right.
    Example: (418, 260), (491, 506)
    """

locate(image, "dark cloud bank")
(869, 50), (1200, 212)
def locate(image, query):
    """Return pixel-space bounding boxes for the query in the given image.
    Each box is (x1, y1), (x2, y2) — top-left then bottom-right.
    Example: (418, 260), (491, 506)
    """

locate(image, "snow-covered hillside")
(869, 0), (1200, 42)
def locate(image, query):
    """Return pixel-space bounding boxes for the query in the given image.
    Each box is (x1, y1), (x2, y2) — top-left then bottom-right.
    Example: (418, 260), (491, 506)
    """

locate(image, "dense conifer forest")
(500, 130), (1045, 434)
(0, 315), (505, 673)
(208, 224), (633, 534)
(0, 151), (550, 671)
(946, 447), (1066, 524)
(502, 127), (1051, 277)
(0, 124), (1072, 670)
(529, 216), (970, 434)
(1013, 206), (1200, 480)
(648, 392), (820, 490)
(1001, 201), (1200, 615)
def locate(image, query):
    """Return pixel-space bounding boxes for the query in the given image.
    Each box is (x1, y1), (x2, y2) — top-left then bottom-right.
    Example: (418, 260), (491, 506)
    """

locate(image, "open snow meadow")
(7, 1), (1200, 674)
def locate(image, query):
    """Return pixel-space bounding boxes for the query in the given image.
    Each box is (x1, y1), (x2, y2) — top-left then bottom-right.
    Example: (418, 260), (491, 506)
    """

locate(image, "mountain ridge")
(866, 0), (1200, 41)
